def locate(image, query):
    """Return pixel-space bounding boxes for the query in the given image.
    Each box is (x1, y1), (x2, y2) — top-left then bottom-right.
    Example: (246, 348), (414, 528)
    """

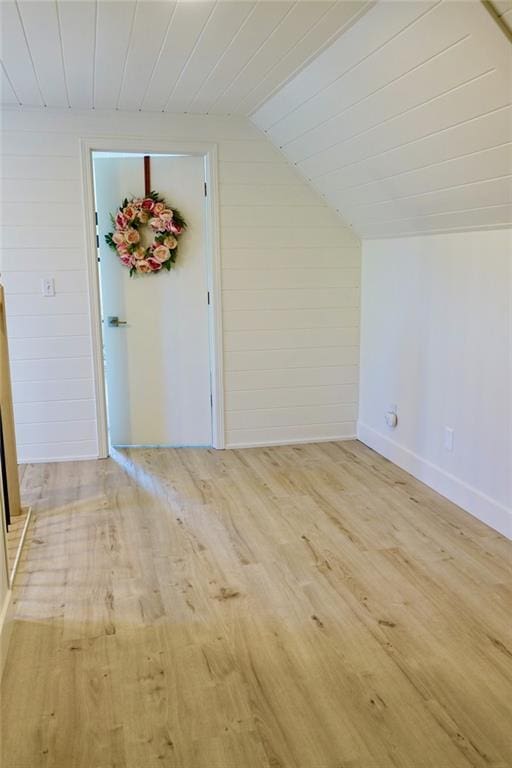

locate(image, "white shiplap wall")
(252, 0), (512, 239)
(0, 108), (360, 462)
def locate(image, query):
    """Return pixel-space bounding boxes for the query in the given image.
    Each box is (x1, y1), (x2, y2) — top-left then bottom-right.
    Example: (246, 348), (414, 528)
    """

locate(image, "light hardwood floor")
(2, 441), (512, 768)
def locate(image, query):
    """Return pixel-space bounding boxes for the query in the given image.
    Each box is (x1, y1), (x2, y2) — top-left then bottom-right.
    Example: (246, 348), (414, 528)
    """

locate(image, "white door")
(93, 154), (212, 447)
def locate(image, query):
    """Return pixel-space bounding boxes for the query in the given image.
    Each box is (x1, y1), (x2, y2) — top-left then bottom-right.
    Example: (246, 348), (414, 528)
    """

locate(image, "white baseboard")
(19, 454), (100, 465)
(357, 422), (512, 540)
(225, 434), (357, 450)
(0, 588), (13, 680)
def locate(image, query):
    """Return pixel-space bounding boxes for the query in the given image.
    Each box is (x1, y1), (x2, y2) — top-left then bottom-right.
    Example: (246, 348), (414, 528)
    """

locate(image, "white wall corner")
(357, 421), (512, 540)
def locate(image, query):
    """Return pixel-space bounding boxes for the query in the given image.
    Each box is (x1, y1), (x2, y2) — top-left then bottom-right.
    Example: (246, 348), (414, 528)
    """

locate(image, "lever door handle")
(107, 315), (128, 327)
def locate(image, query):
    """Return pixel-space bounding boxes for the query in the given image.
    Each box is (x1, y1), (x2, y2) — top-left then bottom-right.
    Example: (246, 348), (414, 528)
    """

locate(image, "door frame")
(80, 137), (225, 456)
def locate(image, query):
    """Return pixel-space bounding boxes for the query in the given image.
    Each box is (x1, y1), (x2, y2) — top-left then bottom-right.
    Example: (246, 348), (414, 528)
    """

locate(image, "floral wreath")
(105, 191), (187, 276)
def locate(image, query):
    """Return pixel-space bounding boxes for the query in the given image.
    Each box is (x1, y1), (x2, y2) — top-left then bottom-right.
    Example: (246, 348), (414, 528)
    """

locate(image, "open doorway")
(90, 150), (217, 451)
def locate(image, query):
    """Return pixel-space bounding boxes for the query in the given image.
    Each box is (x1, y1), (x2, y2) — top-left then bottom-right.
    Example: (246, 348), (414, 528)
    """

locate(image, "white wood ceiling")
(0, 0), (370, 113)
(1, 0), (510, 239)
(252, 0), (512, 238)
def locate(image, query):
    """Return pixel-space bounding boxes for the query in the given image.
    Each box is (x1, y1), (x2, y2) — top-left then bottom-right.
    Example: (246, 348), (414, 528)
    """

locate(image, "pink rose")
(147, 257), (162, 271)
(119, 253), (134, 267)
(152, 244), (170, 263)
(159, 209), (173, 221)
(136, 260), (152, 273)
(170, 222), (183, 235)
(115, 212), (128, 229)
(163, 235), (177, 250)
(117, 243), (129, 256)
(132, 246), (146, 260)
(142, 198), (155, 212)
(123, 205), (137, 221)
(112, 232), (125, 245)
(149, 217), (162, 230)
(125, 228), (140, 244)
(153, 202), (165, 215)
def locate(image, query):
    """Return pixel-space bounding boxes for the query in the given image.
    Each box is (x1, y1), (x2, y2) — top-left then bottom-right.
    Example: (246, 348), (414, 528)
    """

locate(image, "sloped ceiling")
(252, 1), (512, 238)
(1, 1), (511, 240)
(0, 0), (370, 113)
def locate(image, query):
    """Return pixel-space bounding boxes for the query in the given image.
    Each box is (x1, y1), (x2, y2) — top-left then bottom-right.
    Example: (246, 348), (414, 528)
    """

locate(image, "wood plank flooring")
(2, 440), (512, 768)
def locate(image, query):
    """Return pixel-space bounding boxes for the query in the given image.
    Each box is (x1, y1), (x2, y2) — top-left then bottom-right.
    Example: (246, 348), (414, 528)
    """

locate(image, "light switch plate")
(42, 277), (55, 297)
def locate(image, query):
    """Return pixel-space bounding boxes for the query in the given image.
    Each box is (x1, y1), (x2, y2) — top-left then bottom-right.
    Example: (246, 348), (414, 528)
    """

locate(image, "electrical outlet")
(444, 427), (454, 452)
(42, 277), (55, 297)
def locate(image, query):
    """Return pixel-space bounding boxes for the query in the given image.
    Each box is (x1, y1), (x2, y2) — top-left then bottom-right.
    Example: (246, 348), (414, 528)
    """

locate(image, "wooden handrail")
(0, 284), (22, 518)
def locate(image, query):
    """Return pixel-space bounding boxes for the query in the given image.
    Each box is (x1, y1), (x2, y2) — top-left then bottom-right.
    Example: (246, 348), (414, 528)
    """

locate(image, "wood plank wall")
(0, 110), (360, 461)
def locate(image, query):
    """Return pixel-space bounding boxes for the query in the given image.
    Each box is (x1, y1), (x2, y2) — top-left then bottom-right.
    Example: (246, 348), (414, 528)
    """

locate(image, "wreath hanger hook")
(144, 154), (151, 197)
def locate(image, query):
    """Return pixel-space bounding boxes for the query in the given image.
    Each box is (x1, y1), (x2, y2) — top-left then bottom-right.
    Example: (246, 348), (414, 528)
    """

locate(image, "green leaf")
(105, 232), (116, 250)
(171, 208), (187, 229)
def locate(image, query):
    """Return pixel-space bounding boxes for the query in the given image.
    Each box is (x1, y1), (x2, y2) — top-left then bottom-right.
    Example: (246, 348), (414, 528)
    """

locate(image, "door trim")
(80, 138), (225, 455)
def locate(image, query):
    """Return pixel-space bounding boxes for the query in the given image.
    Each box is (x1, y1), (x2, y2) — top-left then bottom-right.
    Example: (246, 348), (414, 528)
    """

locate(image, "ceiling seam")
(304, 67), (497, 177)
(360, 201), (511, 227)
(310, 92), (509, 181)
(260, 0), (443, 132)
(281, 32), (472, 152)
(363, 222), (512, 239)
(331, 141), (512, 194)
(115, 0), (138, 110)
(186, 1), (260, 113)
(13, 0), (46, 107)
(0, 61), (21, 105)
(138, 1), (178, 112)
(234, 0), (338, 115)
(54, 0), (71, 108)
(243, 0), (375, 117)
(482, 1), (512, 42)
(201, 1), (297, 114)
(343, 173), (512, 211)
(91, 0), (98, 109)
(162, 1), (219, 113)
